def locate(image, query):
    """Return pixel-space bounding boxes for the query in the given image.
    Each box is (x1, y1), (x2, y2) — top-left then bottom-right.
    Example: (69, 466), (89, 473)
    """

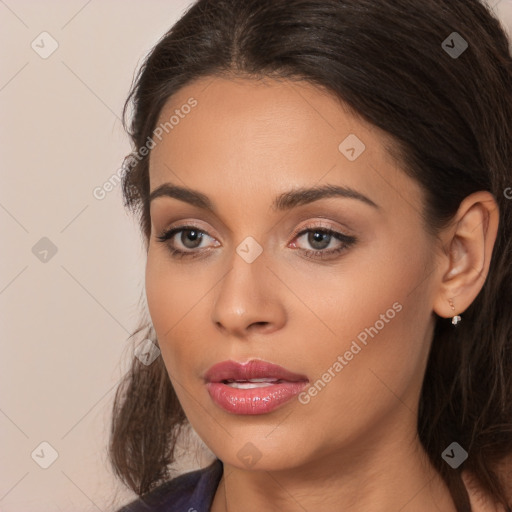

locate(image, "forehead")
(148, 76), (419, 216)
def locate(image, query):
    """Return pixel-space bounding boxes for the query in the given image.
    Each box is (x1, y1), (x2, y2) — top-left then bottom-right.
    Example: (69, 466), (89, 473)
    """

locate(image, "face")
(145, 76), (442, 472)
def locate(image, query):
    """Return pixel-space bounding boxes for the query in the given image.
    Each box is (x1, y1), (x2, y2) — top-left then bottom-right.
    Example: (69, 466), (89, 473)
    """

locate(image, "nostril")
(250, 321), (269, 328)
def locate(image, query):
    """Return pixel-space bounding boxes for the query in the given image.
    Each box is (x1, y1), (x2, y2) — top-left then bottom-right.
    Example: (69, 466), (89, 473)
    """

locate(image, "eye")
(156, 225), (218, 259)
(290, 223), (357, 260)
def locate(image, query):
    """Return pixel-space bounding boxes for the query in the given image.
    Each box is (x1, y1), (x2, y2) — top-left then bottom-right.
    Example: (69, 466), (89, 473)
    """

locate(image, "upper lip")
(204, 359), (308, 383)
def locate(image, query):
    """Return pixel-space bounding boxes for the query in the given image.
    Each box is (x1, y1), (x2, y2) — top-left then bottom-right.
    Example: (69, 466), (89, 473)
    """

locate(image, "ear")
(432, 191), (499, 319)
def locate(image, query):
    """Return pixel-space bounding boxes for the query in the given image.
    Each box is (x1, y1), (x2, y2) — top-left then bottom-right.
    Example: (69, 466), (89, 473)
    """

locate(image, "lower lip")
(206, 381), (309, 415)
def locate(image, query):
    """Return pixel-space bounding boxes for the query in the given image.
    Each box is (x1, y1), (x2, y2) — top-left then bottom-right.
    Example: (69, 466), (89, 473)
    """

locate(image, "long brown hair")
(109, 1), (512, 509)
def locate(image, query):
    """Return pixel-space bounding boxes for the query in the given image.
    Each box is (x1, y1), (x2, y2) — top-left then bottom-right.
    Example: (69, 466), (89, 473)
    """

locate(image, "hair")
(108, 0), (512, 509)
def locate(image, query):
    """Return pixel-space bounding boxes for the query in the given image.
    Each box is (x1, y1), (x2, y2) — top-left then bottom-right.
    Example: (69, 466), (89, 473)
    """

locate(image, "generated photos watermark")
(93, 97), (198, 201)
(298, 301), (403, 404)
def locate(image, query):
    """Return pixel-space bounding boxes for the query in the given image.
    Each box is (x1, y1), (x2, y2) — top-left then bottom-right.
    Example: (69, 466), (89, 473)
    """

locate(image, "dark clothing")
(116, 458), (223, 512)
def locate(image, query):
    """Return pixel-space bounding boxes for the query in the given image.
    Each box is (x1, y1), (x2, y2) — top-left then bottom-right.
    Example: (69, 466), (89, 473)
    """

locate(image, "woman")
(109, 0), (512, 510)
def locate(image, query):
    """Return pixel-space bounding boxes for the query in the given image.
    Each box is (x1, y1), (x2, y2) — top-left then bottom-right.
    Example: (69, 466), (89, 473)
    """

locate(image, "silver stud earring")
(449, 298), (461, 325)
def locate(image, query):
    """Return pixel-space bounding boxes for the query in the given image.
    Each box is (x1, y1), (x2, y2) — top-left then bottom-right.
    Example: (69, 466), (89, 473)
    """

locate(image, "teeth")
(225, 381), (278, 389)
(221, 378), (282, 389)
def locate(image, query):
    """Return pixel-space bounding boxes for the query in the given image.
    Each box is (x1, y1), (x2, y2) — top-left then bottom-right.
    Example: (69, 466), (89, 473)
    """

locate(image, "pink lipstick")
(204, 359), (308, 415)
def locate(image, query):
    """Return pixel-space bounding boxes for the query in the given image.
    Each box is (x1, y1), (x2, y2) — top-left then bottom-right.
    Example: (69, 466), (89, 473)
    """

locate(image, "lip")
(204, 359), (309, 415)
(204, 359), (308, 383)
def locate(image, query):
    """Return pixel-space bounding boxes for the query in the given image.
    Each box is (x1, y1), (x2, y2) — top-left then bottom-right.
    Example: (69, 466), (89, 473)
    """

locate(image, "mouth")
(204, 358), (308, 383)
(220, 378), (288, 389)
(204, 359), (309, 415)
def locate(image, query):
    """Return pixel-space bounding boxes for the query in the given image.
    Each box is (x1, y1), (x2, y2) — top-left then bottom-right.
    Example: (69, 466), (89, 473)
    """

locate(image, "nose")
(211, 249), (287, 338)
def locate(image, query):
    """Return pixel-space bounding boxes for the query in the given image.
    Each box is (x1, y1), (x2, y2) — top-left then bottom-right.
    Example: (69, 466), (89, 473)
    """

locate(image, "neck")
(211, 412), (457, 512)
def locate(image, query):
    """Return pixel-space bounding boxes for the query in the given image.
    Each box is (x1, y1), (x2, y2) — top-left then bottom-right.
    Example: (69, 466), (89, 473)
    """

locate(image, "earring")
(449, 298), (461, 325)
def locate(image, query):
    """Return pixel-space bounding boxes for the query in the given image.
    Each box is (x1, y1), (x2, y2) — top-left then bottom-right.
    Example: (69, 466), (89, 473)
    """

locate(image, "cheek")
(144, 253), (209, 365)
(289, 237), (433, 417)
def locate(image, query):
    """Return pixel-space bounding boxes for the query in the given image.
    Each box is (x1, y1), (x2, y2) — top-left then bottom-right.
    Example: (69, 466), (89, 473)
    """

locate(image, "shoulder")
(461, 470), (510, 512)
(115, 458), (223, 512)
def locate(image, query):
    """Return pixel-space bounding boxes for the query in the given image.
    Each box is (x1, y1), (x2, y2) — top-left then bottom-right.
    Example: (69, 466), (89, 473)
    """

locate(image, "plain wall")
(1, 0), (511, 510)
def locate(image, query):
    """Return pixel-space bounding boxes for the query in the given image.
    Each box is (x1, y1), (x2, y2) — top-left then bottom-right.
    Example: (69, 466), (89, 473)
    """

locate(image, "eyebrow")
(149, 182), (379, 212)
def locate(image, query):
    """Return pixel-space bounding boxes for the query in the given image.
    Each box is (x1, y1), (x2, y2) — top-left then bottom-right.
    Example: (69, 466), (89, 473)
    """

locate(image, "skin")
(145, 76), (499, 512)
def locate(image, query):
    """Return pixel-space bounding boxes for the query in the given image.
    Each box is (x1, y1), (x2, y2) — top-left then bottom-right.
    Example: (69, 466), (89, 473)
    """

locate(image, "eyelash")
(156, 222), (357, 261)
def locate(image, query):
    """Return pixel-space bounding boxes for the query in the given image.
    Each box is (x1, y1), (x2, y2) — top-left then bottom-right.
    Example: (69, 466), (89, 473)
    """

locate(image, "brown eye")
(156, 225), (218, 258)
(291, 225), (357, 260)
(305, 230), (333, 250)
(179, 229), (204, 249)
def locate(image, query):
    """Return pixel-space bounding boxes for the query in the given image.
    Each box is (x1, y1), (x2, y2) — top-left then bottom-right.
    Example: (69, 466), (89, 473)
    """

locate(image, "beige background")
(1, 1), (511, 510)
